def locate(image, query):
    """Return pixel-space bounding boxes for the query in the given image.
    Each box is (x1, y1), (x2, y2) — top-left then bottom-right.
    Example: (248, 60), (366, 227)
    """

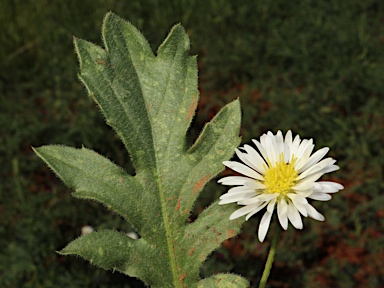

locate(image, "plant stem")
(258, 225), (281, 288)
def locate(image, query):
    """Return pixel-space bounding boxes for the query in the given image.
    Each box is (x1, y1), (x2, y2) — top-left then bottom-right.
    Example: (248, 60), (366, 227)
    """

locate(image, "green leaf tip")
(37, 12), (246, 287)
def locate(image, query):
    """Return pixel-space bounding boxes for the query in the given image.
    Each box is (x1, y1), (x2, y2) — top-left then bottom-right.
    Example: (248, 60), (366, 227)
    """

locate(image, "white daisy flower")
(218, 130), (343, 242)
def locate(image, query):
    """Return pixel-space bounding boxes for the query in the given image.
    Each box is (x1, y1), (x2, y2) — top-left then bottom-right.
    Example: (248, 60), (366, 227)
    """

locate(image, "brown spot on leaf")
(188, 247), (195, 256)
(213, 227), (222, 236)
(187, 97), (198, 121)
(193, 174), (211, 194)
(179, 272), (186, 282)
(227, 229), (235, 238)
(175, 197), (182, 211)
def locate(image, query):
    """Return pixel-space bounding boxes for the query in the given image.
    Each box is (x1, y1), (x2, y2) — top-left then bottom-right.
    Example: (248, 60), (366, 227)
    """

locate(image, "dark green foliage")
(1, 0), (383, 287)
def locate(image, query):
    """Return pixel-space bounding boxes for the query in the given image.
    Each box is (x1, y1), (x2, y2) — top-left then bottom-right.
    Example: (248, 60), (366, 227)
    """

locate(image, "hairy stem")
(259, 224), (281, 288)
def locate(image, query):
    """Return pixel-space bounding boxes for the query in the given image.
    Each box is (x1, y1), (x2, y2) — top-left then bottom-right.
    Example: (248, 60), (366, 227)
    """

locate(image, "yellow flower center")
(264, 156), (298, 195)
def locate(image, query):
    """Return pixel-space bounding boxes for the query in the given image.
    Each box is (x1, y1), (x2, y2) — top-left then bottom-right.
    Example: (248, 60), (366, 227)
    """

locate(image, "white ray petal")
(242, 144), (267, 174)
(294, 139), (310, 161)
(218, 176), (254, 185)
(265, 133), (278, 165)
(227, 186), (255, 194)
(287, 204), (303, 229)
(322, 165), (339, 174)
(223, 161), (263, 180)
(314, 181), (343, 193)
(244, 180), (266, 190)
(276, 131), (284, 156)
(292, 179), (317, 191)
(260, 133), (268, 149)
(238, 193), (278, 205)
(295, 172), (324, 184)
(290, 134), (301, 157)
(306, 204), (325, 221)
(219, 189), (255, 200)
(308, 192), (332, 201)
(296, 158), (333, 181)
(258, 211), (273, 242)
(295, 189), (314, 198)
(252, 139), (269, 165)
(298, 147), (329, 173)
(235, 149), (264, 180)
(258, 134), (267, 152)
(267, 198), (277, 212)
(295, 142), (314, 171)
(285, 130), (293, 146)
(287, 193), (308, 204)
(245, 202), (268, 220)
(298, 144), (314, 168)
(229, 203), (261, 220)
(290, 199), (308, 217)
(226, 186), (255, 194)
(277, 199), (288, 230)
(284, 130), (293, 162)
(219, 193), (255, 204)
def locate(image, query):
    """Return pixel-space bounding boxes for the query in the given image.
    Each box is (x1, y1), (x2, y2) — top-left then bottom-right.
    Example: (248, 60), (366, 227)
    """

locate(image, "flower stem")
(258, 225), (281, 288)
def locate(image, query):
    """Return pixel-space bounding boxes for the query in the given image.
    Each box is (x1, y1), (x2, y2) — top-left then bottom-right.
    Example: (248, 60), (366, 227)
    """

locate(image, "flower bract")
(218, 130), (343, 242)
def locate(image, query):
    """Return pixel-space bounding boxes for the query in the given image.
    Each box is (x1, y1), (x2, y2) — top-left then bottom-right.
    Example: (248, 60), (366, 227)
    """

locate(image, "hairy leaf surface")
(35, 12), (248, 287)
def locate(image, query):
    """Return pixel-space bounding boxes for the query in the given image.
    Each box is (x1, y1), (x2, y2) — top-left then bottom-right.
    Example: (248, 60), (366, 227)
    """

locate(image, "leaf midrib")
(151, 45), (185, 288)
(124, 26), (184, 287)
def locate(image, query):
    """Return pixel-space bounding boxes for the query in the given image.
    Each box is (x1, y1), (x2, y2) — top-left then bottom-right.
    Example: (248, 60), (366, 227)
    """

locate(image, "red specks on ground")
(179, 272), (186, 282)
(175, 197), (182, 211)
(223, 238), (247, 257)
(188, 247), (195, 256)
(193, 174), (210, 194)
(119, 178), (123, 183)
(327, 240), (366, 265)
(376, 209), (384, 218)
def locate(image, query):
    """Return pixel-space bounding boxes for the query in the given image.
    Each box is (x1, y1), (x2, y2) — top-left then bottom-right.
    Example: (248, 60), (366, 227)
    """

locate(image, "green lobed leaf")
(35, 12), (246, 287)
(59, 230), (163, 285)
(32, 146), (152, 234)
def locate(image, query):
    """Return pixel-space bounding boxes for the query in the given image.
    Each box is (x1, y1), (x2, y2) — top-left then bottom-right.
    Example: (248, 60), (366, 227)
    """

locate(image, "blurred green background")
(1, 0), (383, 287)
